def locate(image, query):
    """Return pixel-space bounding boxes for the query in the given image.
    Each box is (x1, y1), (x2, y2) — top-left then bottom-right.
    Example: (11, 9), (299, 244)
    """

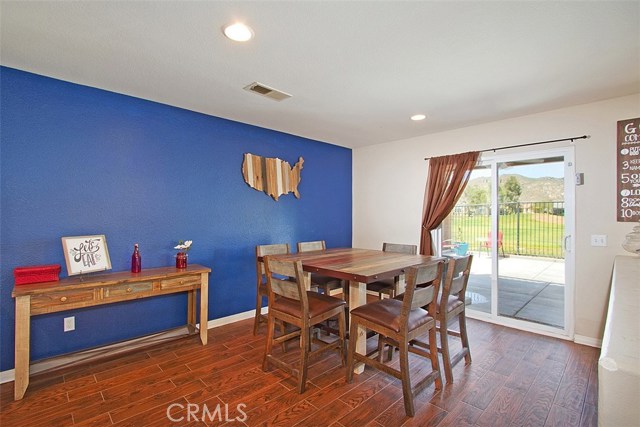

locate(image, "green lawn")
(450, 212), (565, 258)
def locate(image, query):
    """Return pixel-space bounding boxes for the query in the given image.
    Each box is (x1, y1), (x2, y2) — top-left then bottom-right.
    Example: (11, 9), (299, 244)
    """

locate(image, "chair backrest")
(256, 243), (290, 279)
(264, 256), (309, 313)
(400, 261), (444, 329)
(442, 254), (473, 302)
(486, 232), (504, 245)
(297, 240), (326, 252)
(382, 243), (418, 255)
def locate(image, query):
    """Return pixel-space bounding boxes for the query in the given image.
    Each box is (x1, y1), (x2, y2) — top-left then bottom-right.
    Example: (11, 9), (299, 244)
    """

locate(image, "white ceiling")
(1, 1), (638, 149)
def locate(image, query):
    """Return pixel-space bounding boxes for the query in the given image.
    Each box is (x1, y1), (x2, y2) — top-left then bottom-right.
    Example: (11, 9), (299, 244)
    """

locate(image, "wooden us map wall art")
(242, 153), (304, 201)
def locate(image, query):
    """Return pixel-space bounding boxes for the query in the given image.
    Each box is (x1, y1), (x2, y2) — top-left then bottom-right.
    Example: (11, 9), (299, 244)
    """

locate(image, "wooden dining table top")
(266, 247), (442, 284)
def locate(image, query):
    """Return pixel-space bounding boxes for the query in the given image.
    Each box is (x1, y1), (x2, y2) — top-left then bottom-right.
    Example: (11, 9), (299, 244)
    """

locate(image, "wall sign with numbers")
(617, 117), (640, 222)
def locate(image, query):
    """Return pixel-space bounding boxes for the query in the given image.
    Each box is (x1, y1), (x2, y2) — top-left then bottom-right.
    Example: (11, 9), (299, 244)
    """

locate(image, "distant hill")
(462, 174), (564, 203)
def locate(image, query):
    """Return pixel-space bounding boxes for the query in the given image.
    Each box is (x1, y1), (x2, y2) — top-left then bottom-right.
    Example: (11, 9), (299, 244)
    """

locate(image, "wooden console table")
(11, 264), (210, 400)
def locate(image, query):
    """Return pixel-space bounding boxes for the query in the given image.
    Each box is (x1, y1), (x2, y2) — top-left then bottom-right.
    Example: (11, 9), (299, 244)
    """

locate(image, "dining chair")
(347, 261), (444, 417)
(366, 243), (417, 299)
(437, 254), (473, 383)
(297, 240), (346, 300)
(254, 243), (290, 335)
(262, 256), (346, 393)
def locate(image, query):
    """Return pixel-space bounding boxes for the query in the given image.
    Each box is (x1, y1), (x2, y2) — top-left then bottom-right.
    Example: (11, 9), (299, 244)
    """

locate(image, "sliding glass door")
(440, 147), (574, 337)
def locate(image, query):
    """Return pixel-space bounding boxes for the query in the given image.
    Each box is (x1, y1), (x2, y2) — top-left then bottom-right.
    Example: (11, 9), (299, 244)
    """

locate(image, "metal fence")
(447, 201), (565, 259)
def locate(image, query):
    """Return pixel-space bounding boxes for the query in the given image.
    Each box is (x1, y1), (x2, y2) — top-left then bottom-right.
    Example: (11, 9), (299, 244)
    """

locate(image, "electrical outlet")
(590, 235), (607, 247)
(64, 316), (75, 332)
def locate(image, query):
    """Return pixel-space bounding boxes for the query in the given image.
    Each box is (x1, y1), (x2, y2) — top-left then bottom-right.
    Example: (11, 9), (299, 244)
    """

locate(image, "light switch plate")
(590, 235), (607, 247)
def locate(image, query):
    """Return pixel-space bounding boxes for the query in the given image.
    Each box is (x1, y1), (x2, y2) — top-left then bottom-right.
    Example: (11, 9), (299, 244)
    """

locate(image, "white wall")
(353, 94), (640, 342)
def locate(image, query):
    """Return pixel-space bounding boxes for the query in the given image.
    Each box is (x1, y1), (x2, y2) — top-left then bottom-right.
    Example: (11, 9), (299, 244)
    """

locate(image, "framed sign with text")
(617, 117), (640, 222)
(61, 235), (112, 275)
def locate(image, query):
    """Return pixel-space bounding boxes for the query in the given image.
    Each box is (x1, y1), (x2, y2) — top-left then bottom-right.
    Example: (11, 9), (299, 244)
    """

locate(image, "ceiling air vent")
(243, 82), (292, 101)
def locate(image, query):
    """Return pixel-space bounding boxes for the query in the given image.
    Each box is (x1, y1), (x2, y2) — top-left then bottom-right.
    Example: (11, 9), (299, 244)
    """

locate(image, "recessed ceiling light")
(222, 23), (254, 42)
(411, 114), (426, 121)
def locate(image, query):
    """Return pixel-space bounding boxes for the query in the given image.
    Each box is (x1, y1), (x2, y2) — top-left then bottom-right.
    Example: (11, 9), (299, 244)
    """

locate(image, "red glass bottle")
(176, 252), (187, 269)
(131, 243), (141, 273)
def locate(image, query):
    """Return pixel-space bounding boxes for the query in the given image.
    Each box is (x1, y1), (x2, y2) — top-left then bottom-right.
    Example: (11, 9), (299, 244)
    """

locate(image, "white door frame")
(465, 146), (575, 340)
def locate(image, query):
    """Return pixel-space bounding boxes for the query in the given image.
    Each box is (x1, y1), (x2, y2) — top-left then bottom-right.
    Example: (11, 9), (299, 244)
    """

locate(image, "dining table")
(268, 247), (442, 373)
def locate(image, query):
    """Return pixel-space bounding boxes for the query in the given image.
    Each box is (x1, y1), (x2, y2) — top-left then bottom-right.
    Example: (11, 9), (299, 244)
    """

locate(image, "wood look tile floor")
(0, 317), (599, 427)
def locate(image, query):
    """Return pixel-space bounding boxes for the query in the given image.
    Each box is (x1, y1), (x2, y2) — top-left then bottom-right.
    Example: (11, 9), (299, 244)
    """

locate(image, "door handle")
(564, 235), (571, 252)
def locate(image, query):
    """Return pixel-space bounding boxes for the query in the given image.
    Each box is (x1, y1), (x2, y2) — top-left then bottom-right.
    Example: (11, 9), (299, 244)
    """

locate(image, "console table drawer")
(103, 282), (153, 299)
(31, 289), (95, 313)
(160, 275), (201, 290)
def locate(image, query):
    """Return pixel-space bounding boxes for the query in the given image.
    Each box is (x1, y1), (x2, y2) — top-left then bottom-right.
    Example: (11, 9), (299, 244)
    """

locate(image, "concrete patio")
(464, 252), (565, 329)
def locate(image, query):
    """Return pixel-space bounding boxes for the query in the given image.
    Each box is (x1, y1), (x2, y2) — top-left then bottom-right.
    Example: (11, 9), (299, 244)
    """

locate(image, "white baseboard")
(0, 369), (15, 385)
(0, 307), (268, 385)
(574, 334), (602, 348)
(207, 307), (266, 329)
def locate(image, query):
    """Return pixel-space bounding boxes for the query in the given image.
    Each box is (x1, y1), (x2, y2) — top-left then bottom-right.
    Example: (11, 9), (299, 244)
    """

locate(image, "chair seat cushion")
(350, 299), (433, 333)
(437, 295), (463, 314)
(393, 293), (463, 314)
(273, 292), (346, 319)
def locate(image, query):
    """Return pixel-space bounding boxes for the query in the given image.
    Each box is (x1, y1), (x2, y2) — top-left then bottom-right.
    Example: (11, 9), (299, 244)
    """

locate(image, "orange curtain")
(419, 151), (480, 255)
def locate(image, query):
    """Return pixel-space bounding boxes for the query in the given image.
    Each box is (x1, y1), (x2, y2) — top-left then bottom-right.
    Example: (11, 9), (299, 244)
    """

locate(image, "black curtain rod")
(423, 134), (590, 160)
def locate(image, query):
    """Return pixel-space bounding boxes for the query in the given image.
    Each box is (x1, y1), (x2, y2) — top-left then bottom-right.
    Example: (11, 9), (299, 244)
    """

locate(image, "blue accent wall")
(0, 67), (352, 371)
